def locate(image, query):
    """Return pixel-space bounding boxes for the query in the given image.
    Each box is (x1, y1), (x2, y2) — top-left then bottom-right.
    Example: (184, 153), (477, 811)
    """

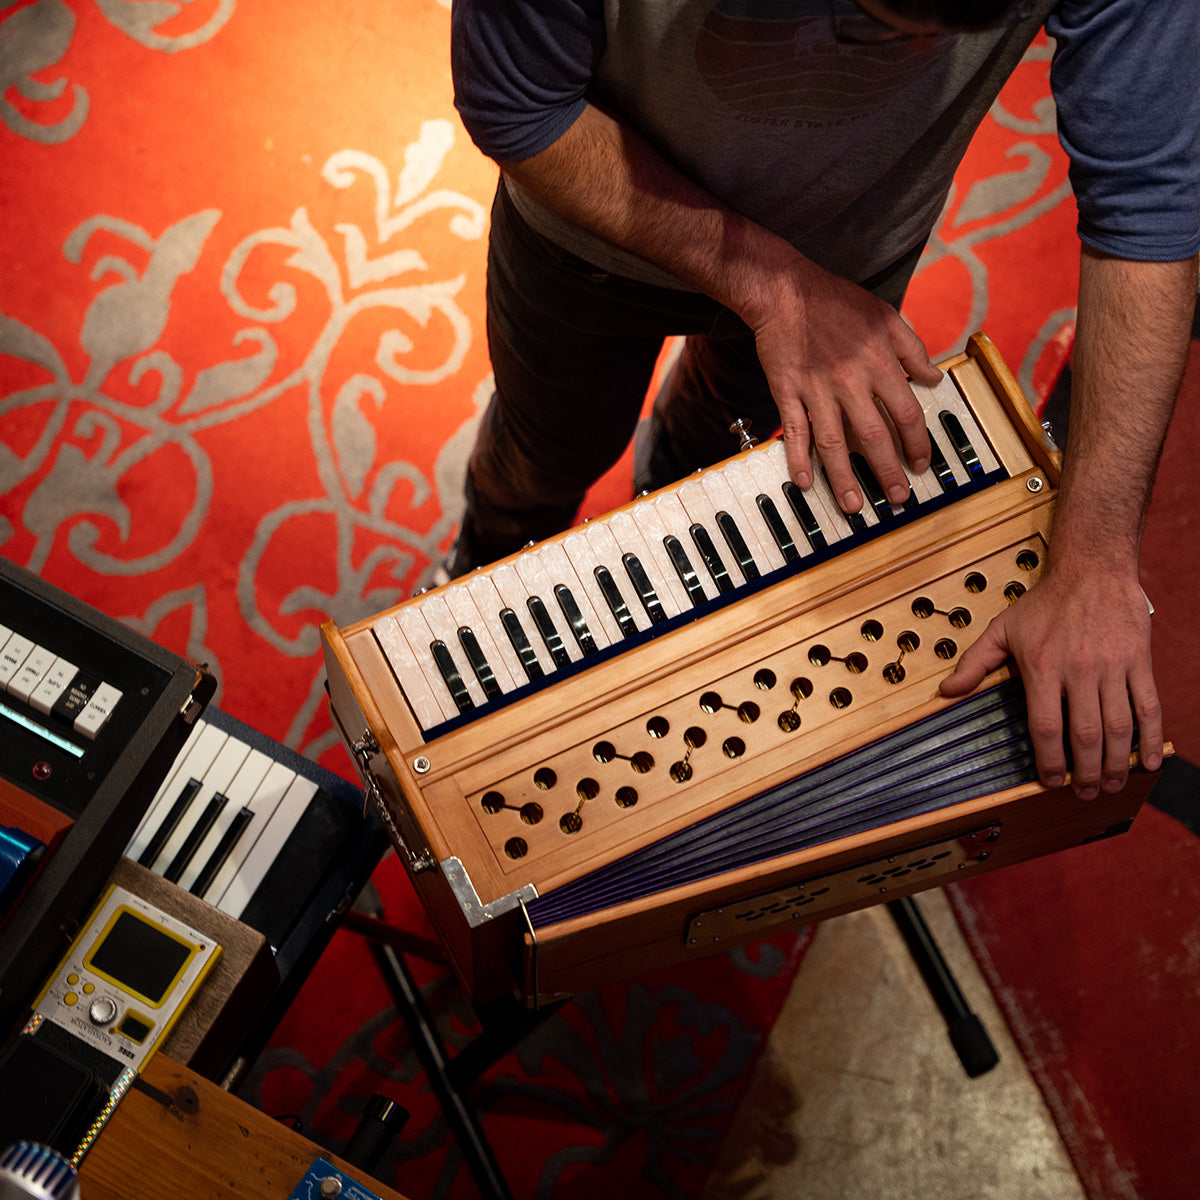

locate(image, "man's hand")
(939, 567), (1163, 797)
(748, 262), (941, 513)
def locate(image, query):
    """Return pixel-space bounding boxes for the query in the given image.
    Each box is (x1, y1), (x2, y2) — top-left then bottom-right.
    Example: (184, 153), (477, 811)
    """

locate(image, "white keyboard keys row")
(124, 718), (316, 919)
(378, 393), (997, 732)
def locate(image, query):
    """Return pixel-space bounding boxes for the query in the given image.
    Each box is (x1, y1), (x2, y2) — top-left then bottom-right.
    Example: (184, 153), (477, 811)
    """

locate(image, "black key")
(689, 524), (736, 593)
(663, 535), (707, 606)
(554, 584), (598, 655)
(431, 639), (474, 712)
(940, 411), (984, 478)
(527, 596), (572, 667)
(850, 453), (893, 519)
(458, 627), (502, 699)
(163, 792), (226, 884)
(927, 424), (958, 491)
(594, 566), (639, 637)
(821, 468), (868, 532)
(715, 510), (760, 581)
(756, 494), (800, 561)
(139, 777), (201, 867)
(621, 554), (668, 624)
(500, 608), (544, 681)
(190, 806), (253, 897)
(781, 482), (828, 551)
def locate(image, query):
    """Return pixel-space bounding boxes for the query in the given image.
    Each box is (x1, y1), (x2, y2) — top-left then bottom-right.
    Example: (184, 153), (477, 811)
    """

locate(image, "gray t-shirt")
(451, 0), (1200, 288)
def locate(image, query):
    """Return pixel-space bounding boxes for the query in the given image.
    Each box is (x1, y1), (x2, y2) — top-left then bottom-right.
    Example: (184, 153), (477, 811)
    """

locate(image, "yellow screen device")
(33, 885), (221, 1071)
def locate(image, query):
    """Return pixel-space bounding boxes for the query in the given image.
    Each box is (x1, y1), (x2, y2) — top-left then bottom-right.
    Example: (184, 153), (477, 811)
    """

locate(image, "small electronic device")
(32, 885), (221, 1072)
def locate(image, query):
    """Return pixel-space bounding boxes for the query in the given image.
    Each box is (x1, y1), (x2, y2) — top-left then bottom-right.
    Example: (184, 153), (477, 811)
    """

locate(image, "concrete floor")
(701, 889), (1087, 1200)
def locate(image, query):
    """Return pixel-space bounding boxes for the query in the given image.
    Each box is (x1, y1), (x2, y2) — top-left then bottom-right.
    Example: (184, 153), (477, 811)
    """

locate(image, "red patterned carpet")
(2, 3), (1197, 1198)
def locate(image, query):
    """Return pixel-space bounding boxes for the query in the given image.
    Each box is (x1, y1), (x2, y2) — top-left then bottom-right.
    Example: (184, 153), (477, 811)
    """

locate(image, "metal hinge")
(350, 729), (435, 873)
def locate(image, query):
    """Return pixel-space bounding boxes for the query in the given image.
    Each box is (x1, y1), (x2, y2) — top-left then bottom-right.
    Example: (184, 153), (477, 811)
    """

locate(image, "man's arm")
(941, 248), (1198, 796)
(499, 101), (941, 514)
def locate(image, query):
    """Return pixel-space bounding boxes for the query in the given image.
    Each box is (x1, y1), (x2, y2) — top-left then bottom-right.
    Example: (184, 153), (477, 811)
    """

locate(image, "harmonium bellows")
(321, 333), (1163, 1008)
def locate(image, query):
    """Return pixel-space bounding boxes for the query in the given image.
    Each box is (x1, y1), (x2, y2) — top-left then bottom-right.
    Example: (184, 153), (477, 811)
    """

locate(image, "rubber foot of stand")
(948, 1013), (1000, 1077)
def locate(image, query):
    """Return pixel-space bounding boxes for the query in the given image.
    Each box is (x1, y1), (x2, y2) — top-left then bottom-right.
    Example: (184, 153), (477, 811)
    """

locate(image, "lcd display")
(87, 909), (195, 1003)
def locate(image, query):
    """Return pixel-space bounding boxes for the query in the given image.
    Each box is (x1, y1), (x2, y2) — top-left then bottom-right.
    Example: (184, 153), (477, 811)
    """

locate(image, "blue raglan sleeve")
(1048, 0), (1200, 261)
(450, 0), (607, 162)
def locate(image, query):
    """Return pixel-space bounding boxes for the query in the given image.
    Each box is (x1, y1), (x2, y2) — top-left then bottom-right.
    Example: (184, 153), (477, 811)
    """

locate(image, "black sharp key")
(621, 554), (668, 624)
(594, 566), (639, 637)
(715, 510), (760, 581)
(689, 524), (736, 593)
(527, 596), (572, 667)
(500, 608), (544, 681)
(940, 411), (984, 478)
(163, 792), (226, 884)
(554, 584), (598, 655)
(431, 639), (475, 712)
(663, 535), (707, 606)
(927, 424), (958, 491)
(755, 494), (800, 561)
(139, 777), (201, 867)
(458, 627), (502, 700)
(190, 806), (253, 897)
(781, 482), (828, 551)
(821, 468), (868, 532)
(850, 452), (893, 519)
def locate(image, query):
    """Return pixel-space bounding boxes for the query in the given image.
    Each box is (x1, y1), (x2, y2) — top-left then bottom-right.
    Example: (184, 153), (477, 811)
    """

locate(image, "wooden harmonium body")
(0, 557), (215, 1038)
(322, 333), (1161, 1009)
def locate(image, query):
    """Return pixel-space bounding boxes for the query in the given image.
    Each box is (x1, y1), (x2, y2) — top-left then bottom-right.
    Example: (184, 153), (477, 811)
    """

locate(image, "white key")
(487, 562), (559, 676)
(145, 736), (251, 876)
(219, 774), (318, 921)
(374, 613), (449, 731)
(675, 478), (740, 592)
(0, 633), (33, 691)
(203, 758), (299, 907)
(418, 593), (490, 709)
(126, 720), (218, 856)
(535, 540), (612, 653)
(8, 643), (55, 703)
(0, 625), (12, 653)
(649, 490), (716, 602)
(922, 375), (1000, 476)
(73, 681), (123, 739)
(583, 521), (652, 632)
(29, 657), (77, 715)
(607, 509), (683, 621)
(441, 581), (519, 693)
(465, 571), (545, 684)
(175, 746), (274, 894)
(396, 607), (465, 720)
(764, 441), (849, 544)
(628, 496), (700, 611)
(560, 530), (627, 644)
(712, 460), (788, 572)
(745, 449), (813, 560)
(513, 545), (583, 663)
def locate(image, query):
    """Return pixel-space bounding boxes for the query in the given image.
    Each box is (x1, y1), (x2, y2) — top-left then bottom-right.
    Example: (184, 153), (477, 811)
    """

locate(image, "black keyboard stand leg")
(886, 895), (999, 1078)
(366, 934), (514, 1200)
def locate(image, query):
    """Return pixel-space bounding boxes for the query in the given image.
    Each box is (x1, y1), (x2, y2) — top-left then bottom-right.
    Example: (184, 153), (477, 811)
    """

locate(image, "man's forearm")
(1050, 249), (1198, 581)
(499, 101), (942, 510)
(498, 101), (797, 328)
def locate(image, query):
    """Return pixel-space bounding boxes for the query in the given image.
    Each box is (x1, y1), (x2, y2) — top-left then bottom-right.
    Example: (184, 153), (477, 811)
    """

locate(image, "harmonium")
(322, 333), (1165, 1009)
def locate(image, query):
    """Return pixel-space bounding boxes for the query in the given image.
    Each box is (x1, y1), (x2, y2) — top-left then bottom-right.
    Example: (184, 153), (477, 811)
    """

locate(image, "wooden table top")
(77, 1055), (412, 1200)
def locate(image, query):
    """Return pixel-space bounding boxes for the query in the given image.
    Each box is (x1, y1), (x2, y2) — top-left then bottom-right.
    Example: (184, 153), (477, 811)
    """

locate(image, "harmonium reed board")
(321, 333), (1162, 1008)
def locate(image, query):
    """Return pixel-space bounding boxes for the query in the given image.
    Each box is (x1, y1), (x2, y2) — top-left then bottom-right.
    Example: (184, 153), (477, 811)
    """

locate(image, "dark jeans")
(456, 179), (923, 571)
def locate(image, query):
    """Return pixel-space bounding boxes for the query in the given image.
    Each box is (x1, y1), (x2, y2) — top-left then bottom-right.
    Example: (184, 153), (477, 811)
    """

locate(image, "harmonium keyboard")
(321, 333), (1166, 1008)
(0, 557), (215, 1038)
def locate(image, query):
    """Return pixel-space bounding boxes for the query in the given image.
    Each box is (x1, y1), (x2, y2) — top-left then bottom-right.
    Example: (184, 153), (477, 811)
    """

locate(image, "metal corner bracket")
(441, 856), (537, 930)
